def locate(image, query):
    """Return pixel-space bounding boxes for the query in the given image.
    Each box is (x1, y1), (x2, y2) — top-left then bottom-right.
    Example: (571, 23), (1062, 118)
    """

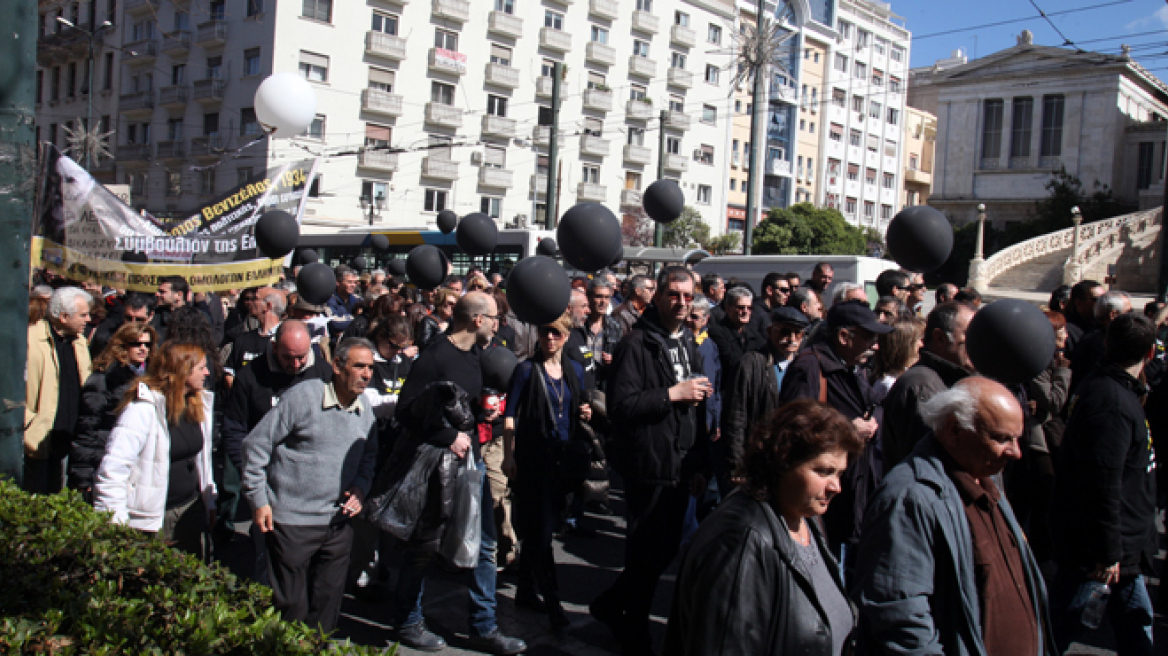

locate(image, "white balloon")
(253, 72), (318, 138)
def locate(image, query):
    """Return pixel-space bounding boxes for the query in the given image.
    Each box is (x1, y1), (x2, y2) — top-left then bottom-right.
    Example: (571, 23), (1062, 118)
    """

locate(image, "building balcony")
(432, 0), (470, 23)
(189, 136), (222, 159)
(626, 99), (654, 120)
(532, 125), (564, 147)
(1009, 156), (1032, 170)
(359, 148), (400, 173)
(628, 55), (656, 78)
(583, 88), (613, 111)
(580, 134), (610, 157)
(770, 83), (797, 104)
(119, 91), (154, 116)
(535, 76), (567, 98)
(577, 182), (607, 202)
(623, 143), (652, 165)
(195, 21), (227, 48)
(116, 143), (152, 161)
(425, 102), (463, 128)
(487, 11), (523, 39)
(1038, 156), (1061, 169)
(670, 24), (696, 48)
(766, 158), (792, 176)
(484, 62), (520, 89)
(546, 0), (573, 5)
(620, 188), (643, 206)
(540, 27), (572, 52)
(481, 114), (518, 138)
(667, 67), (692, 89)
(665, 153), (688, 172)
(161, 31), (191, 57)
(429, 48), (467, 76)
(585, 41), (616, 66)
(631, 10), (659, 34)
(156, 140), (185, 160)
(664, 110), (690, 130)
(904, 168), (931, 185)
(361, 88), (404, 117)
(531, 173), (548, 196)
(192, 78), (224, 103)
(366, 31), (407, 60)
(123, 39), (157, 65)
(422, 157), (459, 180)
(478, 167), (514, 188)
(159, 85), (188, 109)
(125, 0), (158, 15)
(589, 0), (619, 20)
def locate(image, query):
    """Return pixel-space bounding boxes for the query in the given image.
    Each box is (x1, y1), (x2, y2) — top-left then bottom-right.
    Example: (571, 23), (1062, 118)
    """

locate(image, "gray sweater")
(242, 379), (378, 526)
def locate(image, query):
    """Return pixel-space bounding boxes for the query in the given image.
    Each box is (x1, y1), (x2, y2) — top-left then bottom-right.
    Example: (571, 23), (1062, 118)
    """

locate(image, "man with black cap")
(779, 299), (891, 576)
(721, 306), (809, 494)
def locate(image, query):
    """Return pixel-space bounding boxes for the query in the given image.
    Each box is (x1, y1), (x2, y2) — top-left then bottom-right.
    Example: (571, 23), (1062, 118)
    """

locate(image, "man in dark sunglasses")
(709, 286), (766, 381)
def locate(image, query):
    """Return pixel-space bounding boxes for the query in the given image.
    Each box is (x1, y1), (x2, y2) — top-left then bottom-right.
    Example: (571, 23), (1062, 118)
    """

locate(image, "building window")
(1137, 141), (1155, 189)
(481, 196), (502, 218)
(544, 9), (564, 29)
(365, 123), (391, 147)
(696, 144), (714, 165)
(887, 108), (899, 125)
(675, 10), (689, 26)
(863, 201), (874, 219)
(67, 63), (76, 98)
(829, 124), (843, 142)
(982, 99), (1003, 159)
(865, 167), (876, 185)
(591, 25), (608, 44)
(701, 105), (716, 124)
(704, 64), (719, 84)
(435, 28), (458, 51)
(834, 53), (848, 73)
(495, 0), (515, 13)
(167, 172), (182, 197)
(241, 108), (259, 136)
(852, 94), (864, 113)
(872, 70), (883, 87)
(244, 48), (261, 76)
(424, 189), (448, 212)
(883, 172), (895, 189)
(246, 0), (263, 18)
(633, 39), (650, 57)
(167, 118), (183, 141)
(881, 204), (892, 220)
(799, 119), (806, 132)
(856, 29), (870, 48)
(372, 12), (397, 34)
(369, 68), (395, 92)
(103, 53), (114, 90)
(636, 0), (652, 11)
(1010, 97), (1033, 158)
(891, 47), (904, 63)
(846, 164), (859, 181)
(431, 81), (455, 105)
(845, 197), (857, 214)
(854, 61), (866, 80)
(200, 169), (215, 194)
(130, 172), (147, 196)
(869, 100), (881, 119)
(301, 0), (332, 22)
(207, 56), (222, 79)
(838, 20), (851, 39)
(884, 140), (896, 157)
(665, 136), (681, 155)
(581, 164), (600, 183)
(298, 51), (328, 82)
(867, 135), (879, 152)
(849, 129), (862, 147)
(697, 185), (711, 204)
(488, 44), (512, 67)
(210, 0), (225, 20)
(237, 168), (254, 187)
(628, 126), (646, 146)
(708, 24), (721, 44)
(729, 179), (736, 191)
(303, 114), (325, 139)
(832, 88), (846, 108)
(1040, 94), (1064, 157)
(671, 52), (687, 69)
(487, 94), (507, 117)
(889, 76), (902, 93)
(874, 37), (886, 55)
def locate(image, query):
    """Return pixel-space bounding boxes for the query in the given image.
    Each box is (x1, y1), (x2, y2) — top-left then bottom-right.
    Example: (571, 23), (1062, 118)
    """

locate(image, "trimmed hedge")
(0, 481), (388, 654)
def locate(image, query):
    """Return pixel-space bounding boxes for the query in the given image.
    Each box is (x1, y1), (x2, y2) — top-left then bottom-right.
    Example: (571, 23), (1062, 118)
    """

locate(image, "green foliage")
(752, 203), (880, 256)
(661, 206), (711, 249)
(0, 482), (387, 655)
(704, 232), (742, 255)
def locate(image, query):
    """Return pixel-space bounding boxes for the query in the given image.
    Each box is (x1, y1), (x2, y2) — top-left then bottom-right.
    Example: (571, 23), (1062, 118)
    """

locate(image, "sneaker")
(467, 628), (527, 655)
(397, 622), (446, 652)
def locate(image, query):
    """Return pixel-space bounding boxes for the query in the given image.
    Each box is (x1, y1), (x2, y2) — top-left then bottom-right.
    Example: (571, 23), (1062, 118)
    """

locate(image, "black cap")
(771, 306), (811, 330)
(826, 300), (894, 334)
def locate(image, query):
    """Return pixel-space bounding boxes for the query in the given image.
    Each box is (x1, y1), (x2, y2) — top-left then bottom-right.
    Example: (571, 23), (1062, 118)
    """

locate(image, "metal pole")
(743, 6), (767, 256)
(545, 62), (562, 230)
(85, 34), (94, 169)
(973, 203), (986, 259)
(0, 0), (37, 484)
(654, 110), (667, 247)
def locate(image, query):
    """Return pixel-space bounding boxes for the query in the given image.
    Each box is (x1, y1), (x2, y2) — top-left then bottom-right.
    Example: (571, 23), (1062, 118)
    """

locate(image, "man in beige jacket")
(25, 286), (93, 493)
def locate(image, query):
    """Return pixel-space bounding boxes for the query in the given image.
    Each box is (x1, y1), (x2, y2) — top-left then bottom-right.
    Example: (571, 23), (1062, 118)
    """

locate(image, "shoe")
(514, 588), (547, 613)
(397, 622), (446, 651)
(589, 594), (625, 639)
(467, 628), (527, 655)
(548, 605), (570, 634)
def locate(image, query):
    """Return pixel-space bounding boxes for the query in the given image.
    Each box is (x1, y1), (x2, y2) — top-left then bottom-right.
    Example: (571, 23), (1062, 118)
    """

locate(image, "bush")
(0, 482), (386, 655)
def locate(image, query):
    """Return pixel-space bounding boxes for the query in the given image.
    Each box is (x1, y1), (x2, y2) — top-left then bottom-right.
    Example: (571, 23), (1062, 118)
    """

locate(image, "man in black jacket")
(1063, 279), (1104, 353)
(591, 266), (712, 656)
(1069, 289), (1130, 393)
(1050, 313), (1158, 655)
(707, 286), (767, 383)
(881, 301), (976, 469)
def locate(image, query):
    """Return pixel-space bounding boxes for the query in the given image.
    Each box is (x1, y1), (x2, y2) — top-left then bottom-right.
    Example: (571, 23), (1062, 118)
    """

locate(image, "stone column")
(1063, 206), (1083, 285)
(968, 204), (989, 293)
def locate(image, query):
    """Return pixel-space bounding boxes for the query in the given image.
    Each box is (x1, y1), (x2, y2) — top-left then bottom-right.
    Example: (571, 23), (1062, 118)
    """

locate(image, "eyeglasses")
(733, 305), (752, 312)
(475, 313), (499, 322)
(666, 291), (695, 302)
(128, 341), (152, 349)
(775, 286), (791, 294)
(124, 315), (150, 324)
(591, 294), (612, 301)
(538, 326), (565, 338)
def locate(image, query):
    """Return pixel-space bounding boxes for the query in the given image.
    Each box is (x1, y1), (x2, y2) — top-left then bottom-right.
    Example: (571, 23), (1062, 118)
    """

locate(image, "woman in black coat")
(664, 399), (865, 656)
(68, 321), (157, 500)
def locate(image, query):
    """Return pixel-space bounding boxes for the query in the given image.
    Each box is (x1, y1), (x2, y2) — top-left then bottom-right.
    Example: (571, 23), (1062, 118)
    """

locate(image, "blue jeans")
(393, 459), (498, 637)
(1051, 571), (1154, 656)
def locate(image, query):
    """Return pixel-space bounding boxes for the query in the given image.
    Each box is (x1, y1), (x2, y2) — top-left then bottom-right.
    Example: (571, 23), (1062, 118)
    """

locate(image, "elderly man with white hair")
(1069, 289), (1131, 392)
(25, 286), (94, 493)
(854, 376), (1056, 656)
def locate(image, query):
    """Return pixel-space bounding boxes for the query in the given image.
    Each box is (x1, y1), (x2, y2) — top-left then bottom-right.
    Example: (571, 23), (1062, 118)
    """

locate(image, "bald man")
(854, 377), (1055, 656)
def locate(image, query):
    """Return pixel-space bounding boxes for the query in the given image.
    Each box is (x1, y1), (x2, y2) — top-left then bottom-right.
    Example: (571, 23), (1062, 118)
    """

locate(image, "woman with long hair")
(68, 322), (158, 498)
(416, 287), (458, 350)
(94, 342), (216, 558)
(869, 316), (925, 408)
(501, 311), (590, 634)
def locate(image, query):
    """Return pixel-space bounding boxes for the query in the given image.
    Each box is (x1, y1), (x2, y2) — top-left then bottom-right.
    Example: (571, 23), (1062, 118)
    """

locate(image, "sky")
(892, 0), (1168, 76)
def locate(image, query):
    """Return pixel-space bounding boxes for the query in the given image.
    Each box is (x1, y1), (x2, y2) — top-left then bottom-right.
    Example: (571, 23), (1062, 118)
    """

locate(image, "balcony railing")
(532, 125), (564, 147)
(361, 88), (403, 117)
(585, 41), (615, 66)
(620, 188), (643, 206)
(432, 0), (470, 22)
(358, 149), (400, 172)
(667, 68), (692, 88)
(192, 78), (224, 103)
(577, 182), (607, 202)
(536, 76), (568, 97)
(161, 31), (191, 56)
(664, 110), (690, 130)
(487, 11), (523, 38)
(123, 39), (157, 63)
(589, 0), (619, 20)
(116, 143), (153, 160)
(422, 157), (460, 180)
(484, 63), (520, 89)
(665, 153), (688, 172)
(159, 85), (188, 108)
(580, 134), (610, 157)
(628, 55), (656, 78)
(531, 173), (548, 195)
(156, 140), (185, 159)
(479, 167), (514, 188)
(125, 0), (159, 14)
(540, 27), (572, 52)
(583, 88), (613, 112)
(195, 21), (227, 47)
(631, 10), (659, 34)
(425, 102), (462, 127)
(429, 48), (467, 76)
(626, 99), (654, 120)
(481, 114), (518, 138)
(623, 143), (652, 165)
(119, 90), (154, 114)
(1009, 156), (1032, 170)
(366, 31), (407, 60)
(670, 24), (696, 47)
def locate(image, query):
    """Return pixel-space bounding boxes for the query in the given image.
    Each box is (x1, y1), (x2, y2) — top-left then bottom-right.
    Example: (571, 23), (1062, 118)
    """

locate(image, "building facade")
(901, 105), (934, 207)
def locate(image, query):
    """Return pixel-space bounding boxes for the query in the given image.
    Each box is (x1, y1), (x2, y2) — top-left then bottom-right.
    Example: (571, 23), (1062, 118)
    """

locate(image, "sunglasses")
(666, 291), (694, 302)
(128, 341), (152, 349)
(775, 286), (791, 294)
(538, 326), (565, 338)
(124, 316), (150, 324)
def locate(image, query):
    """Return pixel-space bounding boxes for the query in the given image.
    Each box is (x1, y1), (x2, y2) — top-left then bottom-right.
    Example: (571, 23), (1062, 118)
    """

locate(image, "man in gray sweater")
(242, 338), (379, 633)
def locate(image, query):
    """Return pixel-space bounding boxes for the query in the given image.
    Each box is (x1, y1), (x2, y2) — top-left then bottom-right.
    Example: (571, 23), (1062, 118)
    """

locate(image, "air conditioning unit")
(470, 151), (483, 165)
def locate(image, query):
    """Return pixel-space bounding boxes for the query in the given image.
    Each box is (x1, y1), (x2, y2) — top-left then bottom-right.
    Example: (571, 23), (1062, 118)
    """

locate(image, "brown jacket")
(25, 320), (92, 458)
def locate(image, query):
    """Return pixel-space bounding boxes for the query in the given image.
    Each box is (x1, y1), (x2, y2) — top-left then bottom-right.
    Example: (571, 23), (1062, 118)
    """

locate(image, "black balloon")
(387, 259), (407, 277)
(457, 212), (498, 256)
(507, 256), (571, 325)
(297, 262), (335, 305)
(437, 209), (458, 234)
(351, 257), (367, 271)
(298, 249), (319, 265)
(255, 210), (300, 259)
(643, 179), (685, 224)
(537, 238), (558, 257)
(886, 206), (954, 273)
(610, 246), (624, 267)
(557, 203), (622, 272)
(481, 346), (519, 392)
(966, 299), (1056, 386)
(406, 244), (446, 290)
(370, 234), (390, 252)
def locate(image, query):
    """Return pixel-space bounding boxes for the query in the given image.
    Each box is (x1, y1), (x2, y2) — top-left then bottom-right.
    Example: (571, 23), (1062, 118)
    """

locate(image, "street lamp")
(360, 192), (385, 226)
(56, 16), (113, 170)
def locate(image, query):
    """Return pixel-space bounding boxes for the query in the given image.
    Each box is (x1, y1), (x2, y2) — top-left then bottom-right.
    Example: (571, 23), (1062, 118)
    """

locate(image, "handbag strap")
(533, 362), (559, 428)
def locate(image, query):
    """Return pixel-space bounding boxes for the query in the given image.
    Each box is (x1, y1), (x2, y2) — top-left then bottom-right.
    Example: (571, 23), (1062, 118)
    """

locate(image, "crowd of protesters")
(21, 260), (1165, 655)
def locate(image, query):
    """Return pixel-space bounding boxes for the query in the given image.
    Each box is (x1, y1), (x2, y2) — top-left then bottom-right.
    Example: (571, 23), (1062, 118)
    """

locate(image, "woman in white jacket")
(94, 341), (216, 559)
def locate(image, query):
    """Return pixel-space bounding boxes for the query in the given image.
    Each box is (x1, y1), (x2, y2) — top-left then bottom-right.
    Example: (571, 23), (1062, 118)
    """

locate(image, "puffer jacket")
(68, 362), (142, 491)
(94, 385), (216, 531)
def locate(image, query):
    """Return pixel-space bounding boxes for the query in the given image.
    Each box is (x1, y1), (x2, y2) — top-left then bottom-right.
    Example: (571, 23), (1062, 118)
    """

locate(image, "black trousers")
(266, 522), (354, 633)
(23, 453), (66, 494)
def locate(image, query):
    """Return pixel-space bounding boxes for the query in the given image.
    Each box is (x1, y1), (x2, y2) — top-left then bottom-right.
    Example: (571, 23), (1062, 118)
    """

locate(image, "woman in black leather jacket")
(664, 399), (864, 656)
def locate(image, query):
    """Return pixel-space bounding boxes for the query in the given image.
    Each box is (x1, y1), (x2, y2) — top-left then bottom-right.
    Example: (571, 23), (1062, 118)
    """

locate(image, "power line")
(1027, 0), (1079, 49)
(913, 0), (1133, 40)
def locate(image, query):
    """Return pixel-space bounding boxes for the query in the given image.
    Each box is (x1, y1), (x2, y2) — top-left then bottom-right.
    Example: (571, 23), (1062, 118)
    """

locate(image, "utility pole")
(0, 0), (37, 483)
(654, 110), (667, 247)
(743, 1), (768, 256)
(545, 62), (562, 230)
(1158, 121), (1168, 301)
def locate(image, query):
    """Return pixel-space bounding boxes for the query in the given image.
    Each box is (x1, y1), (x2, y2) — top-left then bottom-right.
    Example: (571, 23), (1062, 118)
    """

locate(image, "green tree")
(704, 232), (742, 255)
(661, 206), (711, 248)
(752, 203), (874, 255)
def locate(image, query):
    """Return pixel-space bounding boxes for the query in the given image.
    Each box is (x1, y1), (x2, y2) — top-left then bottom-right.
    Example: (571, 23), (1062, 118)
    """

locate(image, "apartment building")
(901, 105), (934, 208)
(36, 0), (739, 235)
(793, 33), (829, 205)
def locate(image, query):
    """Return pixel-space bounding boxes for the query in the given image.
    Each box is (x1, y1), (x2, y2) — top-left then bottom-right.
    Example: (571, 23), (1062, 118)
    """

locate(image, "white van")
(692, 255), (900, 304)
